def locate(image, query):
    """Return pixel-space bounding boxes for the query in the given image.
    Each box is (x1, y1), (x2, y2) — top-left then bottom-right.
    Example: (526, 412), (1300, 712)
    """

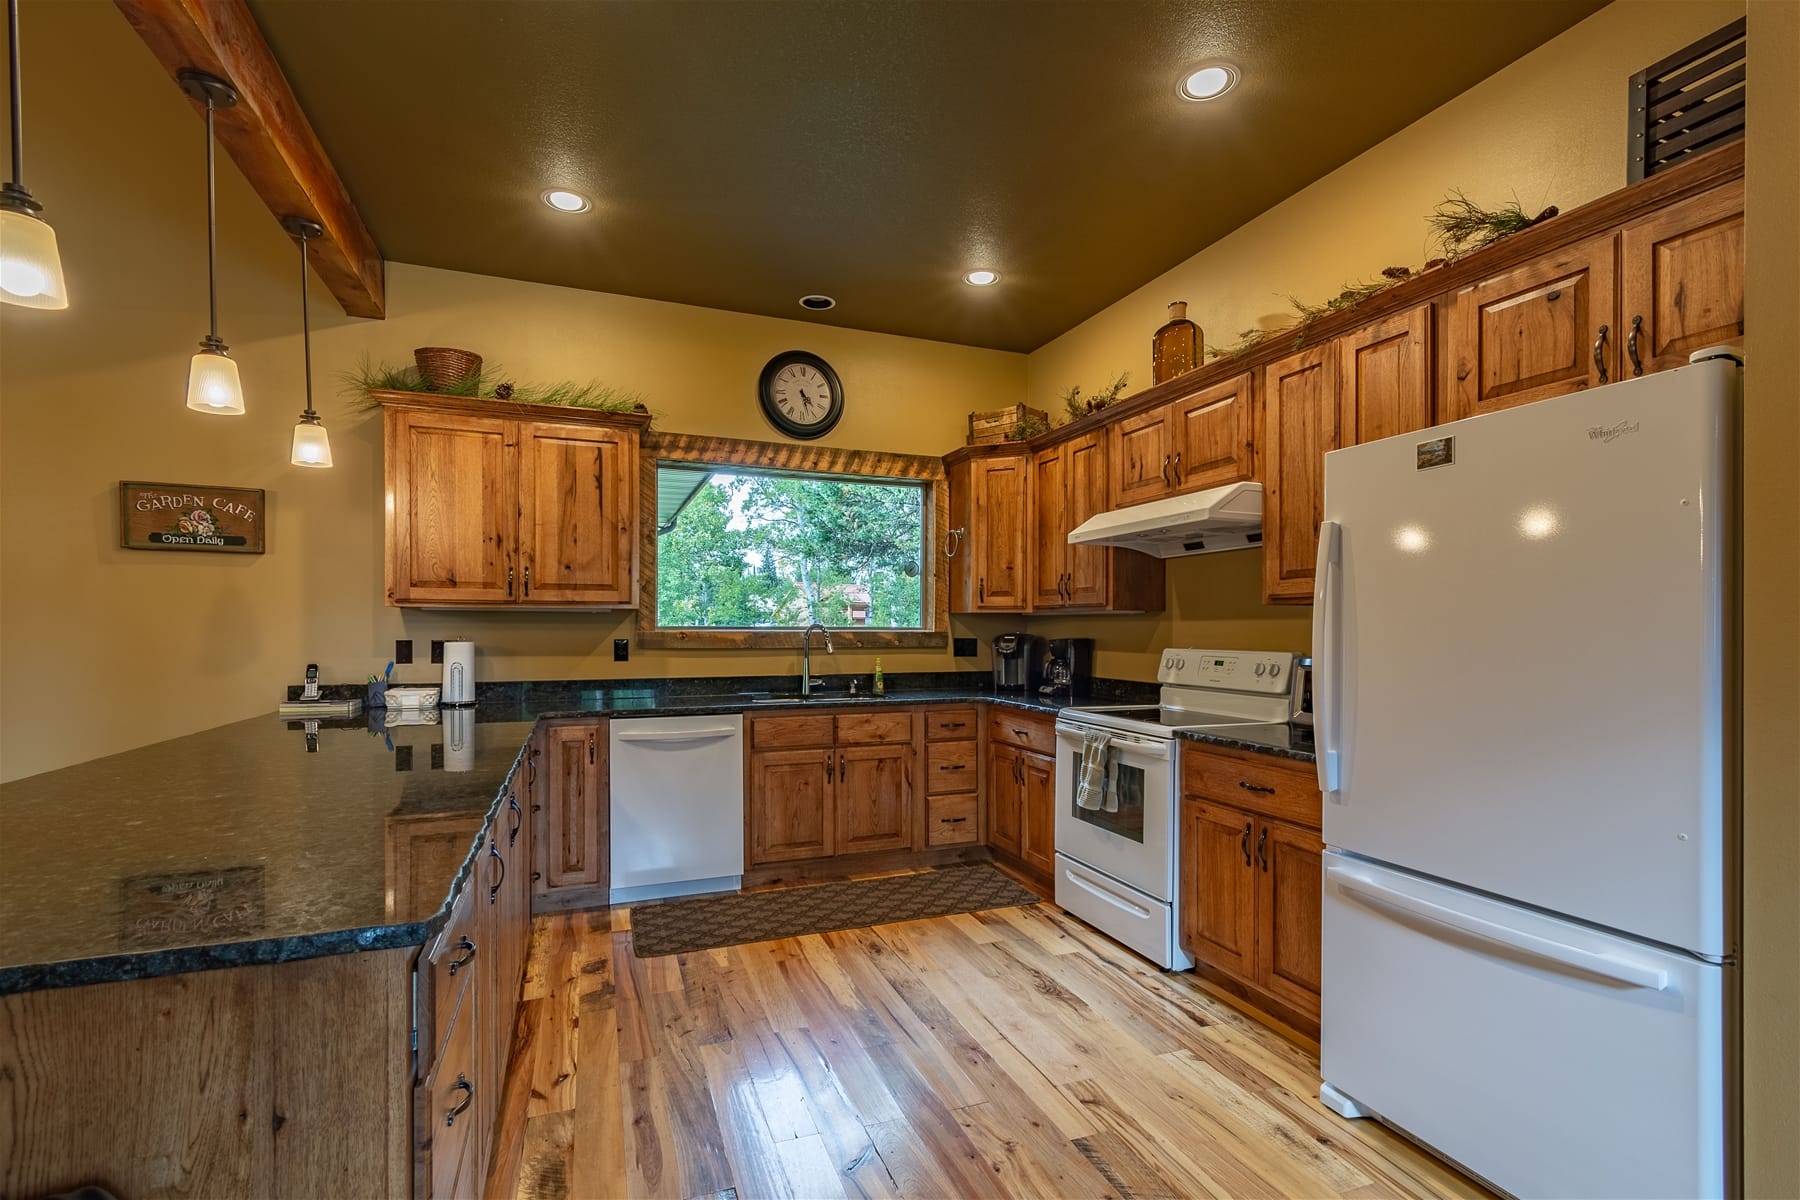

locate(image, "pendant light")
(0, 0), (67, 308)
(178, 70), (244, 415)
(282, 215), (331, 468)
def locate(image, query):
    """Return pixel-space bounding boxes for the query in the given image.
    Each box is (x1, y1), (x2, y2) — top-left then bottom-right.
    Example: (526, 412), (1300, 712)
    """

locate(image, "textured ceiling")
(246, 0), (1606, 351)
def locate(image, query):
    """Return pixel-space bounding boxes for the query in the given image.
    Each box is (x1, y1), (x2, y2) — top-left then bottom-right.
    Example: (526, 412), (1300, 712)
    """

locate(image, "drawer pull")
(445, 1075), (474, 1126)
(488, 841), (506, 902)
(1626, 314), (1644, 377)
(941, 721), (967, 730)
(941, 816), (969, 824)
(1237, 780), (1277, 795)
(1012, 728), (1028, 738)
(447, 936), (476, 975)
(941, 763), (967, 771)
(1592, 323), (1610, 384)
(507, 794), (522, 845)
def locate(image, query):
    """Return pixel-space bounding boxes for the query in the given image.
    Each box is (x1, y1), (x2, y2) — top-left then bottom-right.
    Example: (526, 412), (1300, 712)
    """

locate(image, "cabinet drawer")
(927, 793), (979, 846)
(418, 975), (479, 1200)
(750, 714), (835, 750)
(419, 885), (478, 1075)
(988, 710), (1055, 756)
(1181, 745), (1321, 830)
(925, 707), (979, 741)
(925, 740), (978, 793)
(835, 710), (914, 745)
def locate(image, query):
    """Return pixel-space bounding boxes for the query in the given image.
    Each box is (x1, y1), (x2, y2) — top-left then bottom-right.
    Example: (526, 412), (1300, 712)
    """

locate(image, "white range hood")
(1067, 481), (1262, 558)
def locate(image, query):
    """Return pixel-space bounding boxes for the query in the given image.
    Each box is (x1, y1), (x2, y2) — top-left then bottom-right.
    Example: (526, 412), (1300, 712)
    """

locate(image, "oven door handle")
(1055, 726), (1171, 758)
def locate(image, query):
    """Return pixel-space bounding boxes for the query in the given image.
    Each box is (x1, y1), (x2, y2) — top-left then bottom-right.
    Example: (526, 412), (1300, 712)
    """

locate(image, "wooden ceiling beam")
(113, 0), (385, 318)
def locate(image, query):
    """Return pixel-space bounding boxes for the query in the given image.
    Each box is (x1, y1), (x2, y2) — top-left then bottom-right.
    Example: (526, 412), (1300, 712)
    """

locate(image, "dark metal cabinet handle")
(978, 577), (986, 603)
(523, 563), (532, 596)
(839, 753), (846, 779)
(447, 936), (476, 975)
(1171, 451), (1182, 483)
(942, 762), (968, 771)
(943, 815), (969, 825)
(1238, 780), (1277, 795)
(488, 841), (506, 902)
(588, 731), (596, 765)
(1257, 826), (1269, 872)
(507, 565), (514, 597)
(826, 754), (834, 782)
(1240, 822), (1252, 867)
(1012, 728), (1029, 738)
(942, 721), (966, 730)
(508, 793), (522, 845)
(1160, 454), (1172, 485)
(526, 747), (538, 788)
(1593, 324), (1610, 384)
(1627, 314), (1644, 377)
(445, 1075), (474, 1126)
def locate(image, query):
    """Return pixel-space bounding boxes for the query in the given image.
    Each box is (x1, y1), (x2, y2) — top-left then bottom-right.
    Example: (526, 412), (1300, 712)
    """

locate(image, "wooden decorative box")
(967, 403), (1048, 446)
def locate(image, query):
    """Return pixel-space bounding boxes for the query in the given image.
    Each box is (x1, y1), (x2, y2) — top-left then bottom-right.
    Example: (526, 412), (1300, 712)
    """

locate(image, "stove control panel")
(1158, 649), (1295, 694)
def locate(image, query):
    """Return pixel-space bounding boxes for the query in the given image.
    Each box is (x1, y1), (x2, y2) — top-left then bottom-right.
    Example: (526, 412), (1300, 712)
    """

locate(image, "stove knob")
(1254, 662), (1266, 677)
(1176, 657), (1186, 670)
(1269, 662), (1282, 678)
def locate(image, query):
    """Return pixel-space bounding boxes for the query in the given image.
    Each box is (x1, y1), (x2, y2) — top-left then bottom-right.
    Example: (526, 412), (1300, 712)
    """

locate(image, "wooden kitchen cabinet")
(985, 742), (1023, 858)
(381, 391), (646, 609)
(985, 710), (1056, 885)
(748, 748), (836, 863)
(1107, 372), (1256, 509)
(1260, 344), (1339, 604)
(1179, 745), (1323, 1032)
(1338, 305), (1434, 446)
(1617, 180), (1744, 376)
(838, 744), (914, 855)
(1018, 751), (1057, 877)
(946, 450), (1031, 612)
(1033, 431), (1163, 612)
(745, 708), (919, 868)
(532, 719), (609, 910)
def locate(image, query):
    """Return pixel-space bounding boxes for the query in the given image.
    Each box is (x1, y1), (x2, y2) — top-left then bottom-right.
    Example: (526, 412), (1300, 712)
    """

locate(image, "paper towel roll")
(441, 640), (476, 706)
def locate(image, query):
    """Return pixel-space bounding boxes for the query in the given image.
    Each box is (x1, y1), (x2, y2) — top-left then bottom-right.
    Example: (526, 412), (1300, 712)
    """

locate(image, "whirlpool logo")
(1587, 419), (1641, 444)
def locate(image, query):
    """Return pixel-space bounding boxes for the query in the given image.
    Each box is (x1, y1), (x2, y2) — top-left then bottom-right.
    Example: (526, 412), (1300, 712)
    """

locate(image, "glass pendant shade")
(186, 346), (245, 415)
(290, 417), (332, 467)
(0, 206), (67, 309)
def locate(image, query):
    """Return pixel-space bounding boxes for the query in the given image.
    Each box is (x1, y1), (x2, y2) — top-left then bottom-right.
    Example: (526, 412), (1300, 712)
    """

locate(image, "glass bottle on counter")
(1152, 301), (1201, 384)
(873, 657), (885, 696)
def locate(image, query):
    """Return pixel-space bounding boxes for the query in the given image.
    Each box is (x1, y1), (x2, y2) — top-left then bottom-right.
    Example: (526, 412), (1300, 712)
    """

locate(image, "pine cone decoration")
(493, 382), (514, 399)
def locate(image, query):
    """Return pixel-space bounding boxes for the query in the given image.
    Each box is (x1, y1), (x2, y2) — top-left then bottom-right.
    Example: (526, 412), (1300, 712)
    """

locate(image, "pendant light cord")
(204, 94), (219, 341)
(8, 0), (23, 186)
(298, 228), (314, 419)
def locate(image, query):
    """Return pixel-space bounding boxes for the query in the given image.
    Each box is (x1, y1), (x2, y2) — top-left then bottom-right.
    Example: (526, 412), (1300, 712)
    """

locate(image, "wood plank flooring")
(490, 898), (1490, 1200)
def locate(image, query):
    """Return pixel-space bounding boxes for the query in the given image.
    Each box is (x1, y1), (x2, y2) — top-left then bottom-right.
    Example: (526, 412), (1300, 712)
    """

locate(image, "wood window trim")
(637, 432), (949, 650)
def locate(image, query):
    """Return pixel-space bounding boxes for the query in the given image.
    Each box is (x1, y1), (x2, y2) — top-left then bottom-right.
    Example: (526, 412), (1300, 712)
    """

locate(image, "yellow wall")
(1740, 2), (1800, 1193)
(1021, 0), (1746, 675)
(0, 0), (1024, 782)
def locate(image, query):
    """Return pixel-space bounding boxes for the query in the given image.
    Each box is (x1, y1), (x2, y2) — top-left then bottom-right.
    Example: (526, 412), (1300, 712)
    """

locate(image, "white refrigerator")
(1313, 354), (1739, 1199)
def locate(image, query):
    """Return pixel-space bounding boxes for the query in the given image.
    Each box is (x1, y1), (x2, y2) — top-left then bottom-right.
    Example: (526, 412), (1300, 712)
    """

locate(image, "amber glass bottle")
(1152, 301), (1201, 384)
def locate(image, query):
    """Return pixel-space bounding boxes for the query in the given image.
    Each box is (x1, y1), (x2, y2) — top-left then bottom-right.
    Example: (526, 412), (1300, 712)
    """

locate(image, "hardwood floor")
(488, 899), (1490, 1200)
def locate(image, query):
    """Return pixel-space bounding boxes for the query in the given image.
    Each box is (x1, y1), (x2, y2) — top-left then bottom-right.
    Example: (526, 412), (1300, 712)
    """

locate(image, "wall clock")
(759, 350), (844, 440)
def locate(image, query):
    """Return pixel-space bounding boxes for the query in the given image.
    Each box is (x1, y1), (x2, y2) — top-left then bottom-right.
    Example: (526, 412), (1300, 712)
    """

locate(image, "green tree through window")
(656, 468), (925, 629)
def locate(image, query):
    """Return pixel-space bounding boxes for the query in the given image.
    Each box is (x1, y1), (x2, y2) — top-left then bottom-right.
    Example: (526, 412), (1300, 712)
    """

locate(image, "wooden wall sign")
(120, 481), (265, 553)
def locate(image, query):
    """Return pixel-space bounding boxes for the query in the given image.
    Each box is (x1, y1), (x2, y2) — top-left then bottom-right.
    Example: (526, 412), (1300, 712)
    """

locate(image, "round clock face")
(759, 351), (843, 440)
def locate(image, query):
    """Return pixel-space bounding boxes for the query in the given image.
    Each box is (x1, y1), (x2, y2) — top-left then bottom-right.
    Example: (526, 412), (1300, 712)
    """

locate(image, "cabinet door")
(1340, 305), (1433, 446)
(986, 745), (1022, 857)
(387, 409), (515, 604)
(540, 722), (605, 889)
(1254, 819), (1324, 1017)
(1260, 344), (1339, 603)
(420, 977), (480, 1200)
(1109, 405), (1170, 508)
(1179, 799), (1257, 979)
(1170, 372), (1256, 492)
(1063, 432), (1110, 608)
(837, 744), (914, 855)
(971, 454), (1031, 611)
(1618, 181), (1744, 377)
(1449, 233), (1617, 419)
(1019, 751), (1057, 876)
(749, 749), (835, 864)
(1031, 444), (1069, 610)
(517, 422), (637, 605)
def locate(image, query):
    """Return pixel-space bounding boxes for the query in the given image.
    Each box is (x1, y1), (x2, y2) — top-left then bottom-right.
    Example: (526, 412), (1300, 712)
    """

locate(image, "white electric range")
(1054, 648), (1297, 968)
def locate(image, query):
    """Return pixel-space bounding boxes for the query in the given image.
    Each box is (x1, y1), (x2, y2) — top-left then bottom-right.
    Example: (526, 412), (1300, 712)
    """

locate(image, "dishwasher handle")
(613, 726), (740, 744)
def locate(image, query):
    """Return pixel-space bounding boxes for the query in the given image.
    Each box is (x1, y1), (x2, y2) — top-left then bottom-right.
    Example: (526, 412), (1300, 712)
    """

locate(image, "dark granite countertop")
(0, 671), (1308, 995)
(1176, 722), (1318, 764)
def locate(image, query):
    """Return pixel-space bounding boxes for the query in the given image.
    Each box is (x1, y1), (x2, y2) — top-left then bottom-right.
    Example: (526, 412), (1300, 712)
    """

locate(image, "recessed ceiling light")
(799, 294), (836, 310)
(1178, 63), (1238, 101)
(963, 269), (1000, 287)
(542, 189), (592, 213)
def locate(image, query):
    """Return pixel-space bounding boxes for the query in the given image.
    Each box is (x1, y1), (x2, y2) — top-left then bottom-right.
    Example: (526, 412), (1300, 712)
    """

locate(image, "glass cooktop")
(1067, 705), (1266, 730)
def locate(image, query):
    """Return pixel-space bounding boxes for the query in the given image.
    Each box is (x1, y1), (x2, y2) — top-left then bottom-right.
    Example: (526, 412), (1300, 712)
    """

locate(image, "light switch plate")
(395, 639), (413, 665)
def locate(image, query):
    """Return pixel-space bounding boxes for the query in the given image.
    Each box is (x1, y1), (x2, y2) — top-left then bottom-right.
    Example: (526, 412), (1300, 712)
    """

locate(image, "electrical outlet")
(430, 640), (445, 664)
(953, 637), (977, 657)
(614, 638), (630, 662)
(394, 745), (413, 772)
(395, 639), (413, 665)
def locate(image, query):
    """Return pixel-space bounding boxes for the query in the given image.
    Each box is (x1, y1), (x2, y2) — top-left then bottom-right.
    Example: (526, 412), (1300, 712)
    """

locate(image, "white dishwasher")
(609, 714), (745, 903)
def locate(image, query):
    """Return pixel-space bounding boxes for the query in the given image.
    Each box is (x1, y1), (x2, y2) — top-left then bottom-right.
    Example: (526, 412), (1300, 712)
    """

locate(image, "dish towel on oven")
(1075, 731), (1116, 812)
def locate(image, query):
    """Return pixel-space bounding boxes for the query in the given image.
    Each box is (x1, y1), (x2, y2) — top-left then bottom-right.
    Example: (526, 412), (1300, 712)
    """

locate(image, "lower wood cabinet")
(985, 710), (1057, 884)
(532, 718), (610, 910)
(1179, 745), (1324, 1032)
(746, 709), (918, 868)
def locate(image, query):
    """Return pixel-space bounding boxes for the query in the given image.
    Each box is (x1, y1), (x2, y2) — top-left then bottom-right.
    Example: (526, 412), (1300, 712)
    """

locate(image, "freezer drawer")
(1320, 851), (1727, 1199)
(1054, 854), (1191, 970)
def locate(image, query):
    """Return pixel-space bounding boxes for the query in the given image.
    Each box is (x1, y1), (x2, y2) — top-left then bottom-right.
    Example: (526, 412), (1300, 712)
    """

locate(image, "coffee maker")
(991, 633), (1041, 692)
(1039, 637), (1095, 697)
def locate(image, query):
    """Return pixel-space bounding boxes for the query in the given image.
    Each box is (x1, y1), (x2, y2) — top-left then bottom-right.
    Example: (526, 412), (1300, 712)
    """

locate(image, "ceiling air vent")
(1628, 18), (1745, 182)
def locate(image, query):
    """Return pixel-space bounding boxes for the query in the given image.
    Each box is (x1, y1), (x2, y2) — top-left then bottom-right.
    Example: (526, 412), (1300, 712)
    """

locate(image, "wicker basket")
(967, 403), (1049, 445)
(413, 346), (483, 392)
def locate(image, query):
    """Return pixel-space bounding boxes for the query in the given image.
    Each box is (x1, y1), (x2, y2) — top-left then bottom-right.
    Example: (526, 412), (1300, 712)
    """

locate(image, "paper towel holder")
(441, 639), (477, 707)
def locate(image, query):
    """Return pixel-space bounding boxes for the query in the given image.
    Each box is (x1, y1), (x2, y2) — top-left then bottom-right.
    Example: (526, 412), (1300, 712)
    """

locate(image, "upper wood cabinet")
(1108, 372), (1256, 509)
(947, 450), (1030, 612)
(1260, 345), (1339, 604)
(1618, 180), (1744, 377)
(1032, 432), (1164, 613)
(381, 392), (645, 609)
(1338, 305), (1433, 446)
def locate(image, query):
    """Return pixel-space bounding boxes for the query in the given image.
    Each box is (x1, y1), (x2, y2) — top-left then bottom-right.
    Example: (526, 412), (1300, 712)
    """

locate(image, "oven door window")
(1068, 746), (1147, 843)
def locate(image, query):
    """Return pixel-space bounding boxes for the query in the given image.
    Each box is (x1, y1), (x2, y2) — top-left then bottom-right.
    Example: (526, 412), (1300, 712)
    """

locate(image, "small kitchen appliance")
(1314, 353), (1741, 1198)
(1289, 657), (1314, 727)
(1039, 637), (1094, 697)
(1054, 649), (1296, 968)
(440, 640), (476, 707)
(991, 633), (1041, 692)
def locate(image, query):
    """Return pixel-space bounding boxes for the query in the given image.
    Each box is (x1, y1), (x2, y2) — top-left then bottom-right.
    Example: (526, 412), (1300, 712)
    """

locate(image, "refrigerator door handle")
(1312, 520), (1343, 796)
(1327, 864), (1672, 992)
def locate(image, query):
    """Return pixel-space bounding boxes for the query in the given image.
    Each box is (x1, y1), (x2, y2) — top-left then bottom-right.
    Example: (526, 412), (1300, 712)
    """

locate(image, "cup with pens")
(367, 661), (394, 709)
